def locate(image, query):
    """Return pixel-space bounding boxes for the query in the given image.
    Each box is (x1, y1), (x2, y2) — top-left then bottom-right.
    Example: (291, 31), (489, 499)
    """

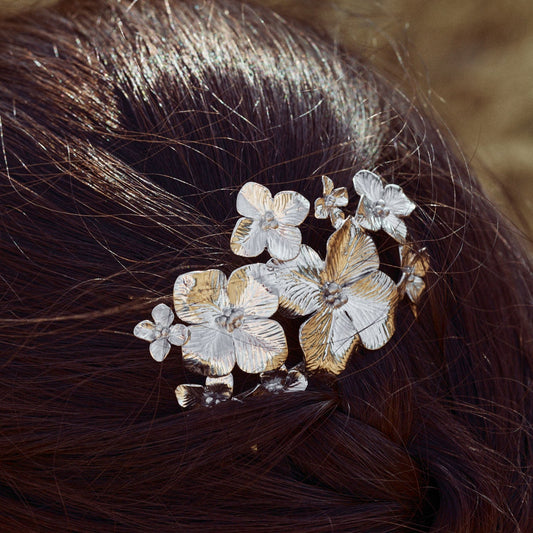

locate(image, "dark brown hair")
(0, 1), (531, 531)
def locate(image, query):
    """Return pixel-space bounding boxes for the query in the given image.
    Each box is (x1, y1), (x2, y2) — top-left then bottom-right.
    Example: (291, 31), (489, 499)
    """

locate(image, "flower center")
(260, 210), (279, 231)
(203, 390), (228, 406)
(372, 199), (390, 218)
(263, 376), (285, 393)
(322, 281), (348, 308)
(324, 194), (336, 208)
(154, 325), (169, 339)
(216, 307), (245, 333)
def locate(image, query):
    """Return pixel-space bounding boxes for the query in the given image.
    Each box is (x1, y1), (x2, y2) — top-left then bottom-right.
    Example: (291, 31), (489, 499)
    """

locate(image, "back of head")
(0, 1), (531, 531)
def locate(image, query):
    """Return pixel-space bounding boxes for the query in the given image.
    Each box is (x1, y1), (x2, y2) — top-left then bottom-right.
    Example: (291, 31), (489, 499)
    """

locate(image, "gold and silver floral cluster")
(134, 170), (429, 408)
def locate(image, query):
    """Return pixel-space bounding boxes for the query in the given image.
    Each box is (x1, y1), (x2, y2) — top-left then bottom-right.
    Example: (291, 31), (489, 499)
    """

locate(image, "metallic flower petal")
(331, 187), (349, 207)
(133, 320), (156, 342)
(314, 197), (328, 219)
(353, 170), (384, 203)
(382, 184), (416, 217)
(405, 275), (426, 304)
(151, 303), (174, 328)
(182, 324), (236, 376)
(149, 337), (172, 362)
(227, 264), (278, 318)
(355, 199), (383, 232)
(230, 217), (267, 257)
(381, 215), (408, 243)
(175, 384), (204, 409)
(266, 224), (302, 261)
(174, 270), (229, 325)
(330, 209), (346, 229)
(206, 373), (234, 392)
(400, 245), (430, 278)
(236, 181), (272, 218)
(234, 318), (288, 374)
(324, 218), (380, 286)
(264, 245), (324, 316)
(272, 190), (310, 226)
(168, 324), (190, 346)
(322, 175), (334, 196)
(299, 306), (359, 374)
(343, 271), (397, 350)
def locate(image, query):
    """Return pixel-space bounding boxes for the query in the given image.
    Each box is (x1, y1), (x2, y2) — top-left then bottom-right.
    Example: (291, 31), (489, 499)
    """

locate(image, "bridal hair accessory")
(134, 170), (428, 408)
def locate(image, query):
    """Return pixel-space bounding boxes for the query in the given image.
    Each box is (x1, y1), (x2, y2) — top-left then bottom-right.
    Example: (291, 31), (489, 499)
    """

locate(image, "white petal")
(356, 198), (383, 232)
(236, 182), (272, 218)
(330, 209), (346, 229)
(149, 337), (171, 362)
(324, 218), (380, 286)
(299, 307), (359, 374)
(234, 318), (288, 374)
(314, 197), (328, 219)
(383, 184), (416, 217)
(151, 303), (174, 328)
(272, 190), (310, 226)
(230, 217), (268, 257)
(263, 245), (323, 316)
(343, 271), (397, 350)
(266, 225), (302, 261)
(227, 264), (278, 318)
(168, 324), (190, 346)
(321, 175), (334, 195)
(133, 320), (156, 342)
(174, 270), (229, 325)
(353, 170), (384, 203)
(381, 215), (408, 243)
(331, 187), (349, 207)
(405, 275), (425, 303)
(181, 324), (236, 376)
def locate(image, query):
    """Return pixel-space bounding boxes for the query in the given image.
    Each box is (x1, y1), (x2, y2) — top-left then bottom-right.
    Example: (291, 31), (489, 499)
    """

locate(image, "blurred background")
(1, 0), (532, 239)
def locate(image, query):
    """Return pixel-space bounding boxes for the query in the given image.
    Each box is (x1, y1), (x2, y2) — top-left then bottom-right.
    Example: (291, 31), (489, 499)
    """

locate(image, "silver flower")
(399, 245), (429, 317)
(173, 265), (288, 377)
(134, 303), (190, 362)
(353, 170), (416, 243)
(175, 374), (233, 409)
(230, 181), (310, 261)
(260, 364), (308, 394)
(263, 218), (397, 374)
(314, 175), (348, 229)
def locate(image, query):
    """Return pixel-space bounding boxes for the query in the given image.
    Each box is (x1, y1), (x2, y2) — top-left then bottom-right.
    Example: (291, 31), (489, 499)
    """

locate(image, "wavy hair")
(0, 1), (531, 531)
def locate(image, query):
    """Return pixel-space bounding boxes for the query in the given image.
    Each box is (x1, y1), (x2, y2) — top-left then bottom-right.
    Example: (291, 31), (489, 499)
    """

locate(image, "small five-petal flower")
(314, 175), (348, 229)
(263, 218), (398, 374)
(231, 182), (310, 261)
(353, 170), (416, 242)
(134, 303), (190, 362)
(174, 264), (288, 376)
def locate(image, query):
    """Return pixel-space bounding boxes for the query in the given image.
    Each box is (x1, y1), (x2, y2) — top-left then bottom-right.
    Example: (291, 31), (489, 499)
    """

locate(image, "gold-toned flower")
(398, 245), (429, 317)
(173, 265), (287, 376)
(314, 175), (348, 229)
(353, 170), (416, 243)
(175, 374), (234, 409)
(264, 218), (398, 374)
(230, 182), (310, 261)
